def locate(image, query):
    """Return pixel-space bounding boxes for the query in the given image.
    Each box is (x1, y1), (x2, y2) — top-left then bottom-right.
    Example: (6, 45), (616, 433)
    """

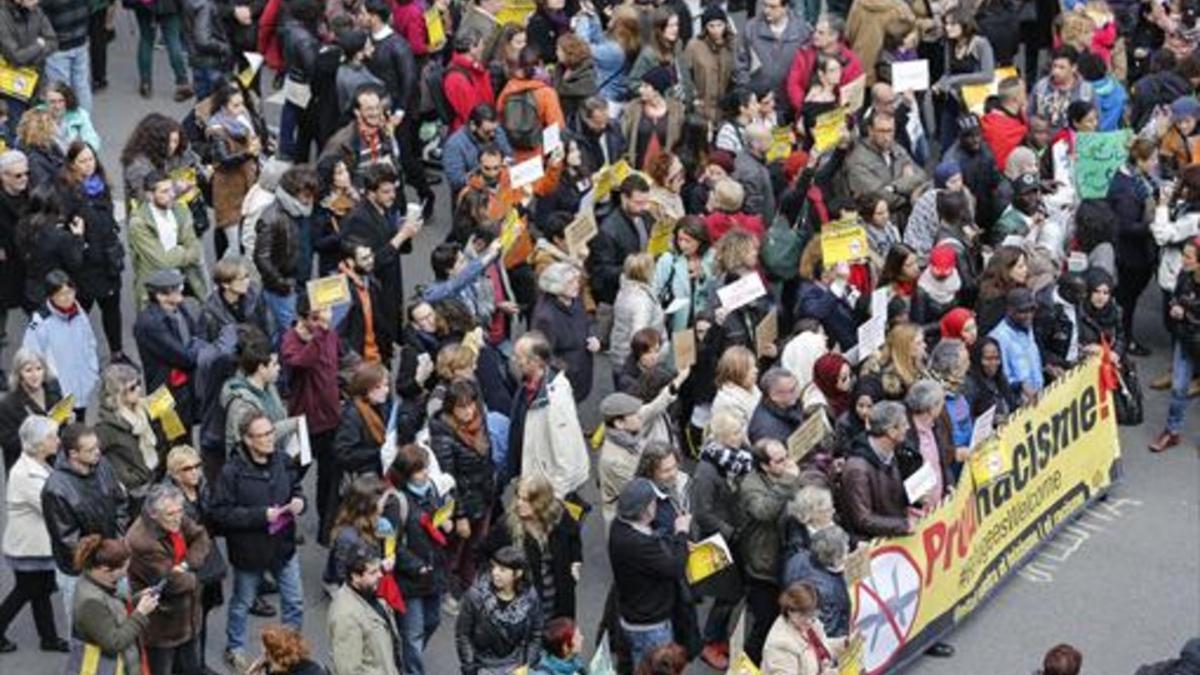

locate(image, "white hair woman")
(0, 348), (63, 473)
(94, 363), (161, 498)
(0, 415), (67, 653)
(531, 262), (601, 402)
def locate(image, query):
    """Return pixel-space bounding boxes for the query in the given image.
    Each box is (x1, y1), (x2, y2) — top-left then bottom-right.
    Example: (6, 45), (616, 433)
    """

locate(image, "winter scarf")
(699, 439), (754, 478)
(918, 266), (962, 305)
(354, 397), (386, 445)
(275, 186), (313, 218)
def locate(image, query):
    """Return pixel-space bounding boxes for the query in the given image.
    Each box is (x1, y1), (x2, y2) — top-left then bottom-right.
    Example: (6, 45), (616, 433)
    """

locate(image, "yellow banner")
(840, 358), (1120, 673)
(820, 220), (869, 265)
(960, 66), (1020, 114)
(496, 0), (535, 25)
(0, 58), (38, 102)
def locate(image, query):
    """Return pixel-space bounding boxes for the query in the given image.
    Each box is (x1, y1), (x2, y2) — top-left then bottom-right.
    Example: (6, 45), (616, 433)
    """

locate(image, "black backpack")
(426, 60), (471, 125)
(502, 89), (543, 150)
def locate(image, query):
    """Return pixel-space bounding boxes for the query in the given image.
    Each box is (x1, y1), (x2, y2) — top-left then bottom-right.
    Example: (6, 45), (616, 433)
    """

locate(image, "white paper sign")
(664, 297), (689, 315)
(892, 59), (930, 93)
(283, 78), (312, 109)
(856, 313), (887, 361)
(871, 286), (890, 319)
(542, 123), (563, 155)
(243, 52), (264, 76)
(509, 155), (545, 189)
(969, 405), (997, 451)
(284, 415), (312, 467)
(716, 273), (767, 312)
(904, 461), (938, 503)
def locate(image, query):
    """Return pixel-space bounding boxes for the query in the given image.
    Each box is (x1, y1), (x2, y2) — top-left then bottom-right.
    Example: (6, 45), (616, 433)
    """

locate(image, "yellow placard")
(499, 210), (523, 252)
(306, 274), (351, 310)
(589, 425), (605, 449)
(820, 220), (869, 265)
(766, 126), (794, 162)
(48, 394), (76, 425)
(564, 499), (584, 522)
(968, 438), (1013, 486)
(841, 358), (1120, 673)
(0, 58), (38, 102)
(145, 385), (176, 420)
(496, 0), (535, 25)
(647, 218), (674, 258)
(591, 160), (632, 202)
(160, 409), (187, 441)
(812, 107), (848, 153)
(685, 534), (732, 585)
(170, 167), (201, 205)
(728, 653), (761, 675)
(384, 534), (396, 561)
(432, 499), (456, 529)
(424, 8), (446, 51)
(960, 66), (1020, 114)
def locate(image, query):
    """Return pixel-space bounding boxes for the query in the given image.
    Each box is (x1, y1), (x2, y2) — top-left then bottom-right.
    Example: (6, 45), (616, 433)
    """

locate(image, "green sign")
(1075, 130), (1131, 199)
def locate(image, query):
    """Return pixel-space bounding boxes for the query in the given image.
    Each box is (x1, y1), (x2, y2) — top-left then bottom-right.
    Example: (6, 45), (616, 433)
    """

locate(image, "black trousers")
(147, 638), (202, 675)
(744, 578), (780, 666)
(80, 291), (123, 355)
(0, 569), (59, 641)
(1116, 261), (1155, 342)
(313, 429), (338, 543)
(88, 9), (110, 84)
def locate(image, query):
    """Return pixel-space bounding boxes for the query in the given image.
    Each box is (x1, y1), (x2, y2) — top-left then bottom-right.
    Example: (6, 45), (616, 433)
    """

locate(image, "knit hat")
(1171, 96), (1200, 121)
(617, 478), (658, 521)
(708, 149), (736, 174)
(957, 114), (981, 132)
(929, 243), (957, 278)
(701, 5), (728, 26)
(940, 307), (975, 340)
(640, 66), (674, 96)
(933, 160), (962, 189)
(1013, 172), (1040, 195)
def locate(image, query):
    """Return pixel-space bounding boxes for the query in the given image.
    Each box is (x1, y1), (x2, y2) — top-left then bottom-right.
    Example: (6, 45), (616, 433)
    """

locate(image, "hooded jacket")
(220, 371), (295, 455)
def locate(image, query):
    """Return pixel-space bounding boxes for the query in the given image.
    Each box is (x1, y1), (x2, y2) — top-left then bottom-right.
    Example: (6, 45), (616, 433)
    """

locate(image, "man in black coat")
(587, 174), (651, 305)
(340, 163), (422, 349)
(133, 269), (204, 427)
(209, 411), (305, 671)
(253, 164), (318, 341)
(334, 237), (394, 364)
(748, 368), (805, 444)
(0, 150), (30, 365)
(569, 97), (628, 173)
(361, 0), (435, 217)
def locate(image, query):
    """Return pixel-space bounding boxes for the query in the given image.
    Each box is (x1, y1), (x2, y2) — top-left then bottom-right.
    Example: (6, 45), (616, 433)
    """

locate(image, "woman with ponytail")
(66, 534), (158, 675)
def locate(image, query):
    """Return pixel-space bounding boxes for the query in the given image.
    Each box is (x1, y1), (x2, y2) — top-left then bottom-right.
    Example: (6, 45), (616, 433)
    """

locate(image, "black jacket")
(387, 485), (447, 598)
(337, 273), (395, 365)
(254, 199), (302, 294)
(1106, 167), (1158, 271)
(332, 399), (386, 477)
(530, 295), (594, 401)
(427, 415), (496, 523)
(25, 144), (63, 188)
(215, 0), (263, 55)
(0, 188), (28, 309)
(280, 16), (319, 84)
(608, 518), (687, 624)
(0, 379), (62, 471)
(209, 448), (303, 571)
(455, 577), (543, 675)
(790, 280), (858, 352)
(588, 207), (647, 304)
(367, 30), (419, 114)
(198, 284), (274, 343)
(183, 0), (231, 69)
(1033, 285), (1077, 370)
(60, 182), (124, 301)
(22, 221), (85, 309)
(341, 200), (409, 320)
(42, 454), (130, 574)
(485, 511), (583, 620)
(568, 112), (626, 172)
(133, 301), (202, 424)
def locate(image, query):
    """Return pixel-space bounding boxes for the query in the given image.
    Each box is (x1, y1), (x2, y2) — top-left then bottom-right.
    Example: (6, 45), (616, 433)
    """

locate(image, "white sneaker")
(224, 648), (252, 674)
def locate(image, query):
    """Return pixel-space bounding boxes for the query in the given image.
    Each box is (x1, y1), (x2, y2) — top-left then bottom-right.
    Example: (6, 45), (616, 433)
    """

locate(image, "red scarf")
(168, 530), (187, 565)
(804, 625), (832, 664)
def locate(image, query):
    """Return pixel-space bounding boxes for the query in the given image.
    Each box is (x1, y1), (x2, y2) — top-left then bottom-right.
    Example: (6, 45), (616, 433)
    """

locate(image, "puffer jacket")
(427, 414), (496, 523)
(208, 447), (303, 571)
(736, 468), (800, 583)
(0, 0), (57, 69)
(253, 193), (304, 294)
(42, 454), (130, 574)
(609, 276), (666, 368)
(22, 301), (99, 408)
(836, 437), (909, 539)
(182, 0), (231, 69)
(455, 575), (543, 675)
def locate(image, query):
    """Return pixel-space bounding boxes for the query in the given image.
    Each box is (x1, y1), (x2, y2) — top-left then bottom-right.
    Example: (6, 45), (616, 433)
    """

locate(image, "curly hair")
(506, 474), (563, 546)
(556, 33), (591, 69)
(713, 228), (758, 277)
(120, 113), (186, 170)
(260, 625), (311, 671)
(16, 109), (56, 149)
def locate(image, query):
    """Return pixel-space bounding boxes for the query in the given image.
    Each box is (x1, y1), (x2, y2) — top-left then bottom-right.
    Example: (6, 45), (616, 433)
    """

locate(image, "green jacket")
(127, 201), (208, 309)
(736, 469), (800, 582)
(66, 574), (149, 675)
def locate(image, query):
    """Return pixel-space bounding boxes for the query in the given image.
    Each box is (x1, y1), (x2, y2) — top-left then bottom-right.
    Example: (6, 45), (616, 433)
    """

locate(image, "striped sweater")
(40, 0), (90, 50)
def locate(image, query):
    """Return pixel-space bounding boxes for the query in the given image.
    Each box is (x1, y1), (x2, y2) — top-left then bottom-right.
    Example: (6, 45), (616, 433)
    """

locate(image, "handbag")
(1114, 359), (1144, 427)
(193, 544), (229, 585)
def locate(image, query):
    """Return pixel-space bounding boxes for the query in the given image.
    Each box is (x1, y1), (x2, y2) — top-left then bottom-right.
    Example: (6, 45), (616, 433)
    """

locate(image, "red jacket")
(258, 0), (286, 71)
(280, 324), (341, 434)
(981, 107), (1029, 171)
(390, 0), (430, 56)
(787, 44), (864, 112)
(444, 52), (495, 132)
(704, 211), (765, 242)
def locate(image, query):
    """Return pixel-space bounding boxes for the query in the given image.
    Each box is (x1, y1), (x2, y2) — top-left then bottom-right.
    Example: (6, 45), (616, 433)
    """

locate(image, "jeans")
(262, 290), (297, 345)
(192, 66), (226, 101)
(0, 569), (59, 641)
(622, 618), (673, 669)
(45, 46), (92, 112)
(1167, 342), (1195, 433)
(400, 593), (441, 675)
(225, 556), (303, 651)
(135, 10), (189, 86)
(54, 571), (78, 634)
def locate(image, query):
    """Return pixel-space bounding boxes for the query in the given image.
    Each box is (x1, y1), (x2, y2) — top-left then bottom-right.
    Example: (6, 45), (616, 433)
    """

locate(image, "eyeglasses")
(6, 171), (28, 178)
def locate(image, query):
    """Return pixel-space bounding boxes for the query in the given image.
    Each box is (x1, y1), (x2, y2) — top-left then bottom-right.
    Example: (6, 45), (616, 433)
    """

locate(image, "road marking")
(1017, 498), (1141, 584)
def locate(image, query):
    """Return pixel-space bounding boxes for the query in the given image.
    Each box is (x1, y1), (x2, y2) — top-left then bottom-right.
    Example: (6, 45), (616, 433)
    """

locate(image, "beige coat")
(846, 0), (915, 85)
(761, 615), (845, 675)
(1, 453), (52, 559)
(683, 35), (735, 123)
(521, 371), (590, 500)
(598, 384), (677, 523)
(328, 583), (402, 675)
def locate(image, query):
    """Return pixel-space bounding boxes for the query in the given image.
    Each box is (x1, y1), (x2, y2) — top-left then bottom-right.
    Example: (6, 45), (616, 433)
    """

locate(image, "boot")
(173, 83), (195, 102)
(1148, 430), (1180, 453)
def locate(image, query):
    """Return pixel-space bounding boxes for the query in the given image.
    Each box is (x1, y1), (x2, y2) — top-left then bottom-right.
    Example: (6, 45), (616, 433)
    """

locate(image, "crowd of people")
(0, 0), (1196, 673)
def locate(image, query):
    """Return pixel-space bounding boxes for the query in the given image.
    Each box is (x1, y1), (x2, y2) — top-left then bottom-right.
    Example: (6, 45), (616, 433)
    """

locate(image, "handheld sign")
(787, 413), (829, 462)
(306, 274), (351, 311)
(672, 329), (697, 371)
(716, 273), (767, 312)
(685, 533), (734, 585)
(891, 59), (930, 93)
(509, 155), (545, 189)
(821, 219), (869, 265)
(564, 210), (598, 258)
(755, 309), (778, 358)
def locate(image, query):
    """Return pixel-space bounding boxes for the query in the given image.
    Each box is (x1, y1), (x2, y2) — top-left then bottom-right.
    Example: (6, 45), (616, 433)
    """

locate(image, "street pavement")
(0, 21), (1197, 675)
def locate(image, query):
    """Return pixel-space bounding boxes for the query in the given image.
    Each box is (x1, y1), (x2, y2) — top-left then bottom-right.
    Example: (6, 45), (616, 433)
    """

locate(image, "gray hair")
(810, 525), (850, 569)
(927, 339), (966, 380)
(1005, 146), (1038, 180)
(100, 363), (141, 411)
(787, 484), (834, 526)
(760, 367), (798, 396)
(817, 13), (846, 37)
(8, 347), (53, 391)
(0, 149), (28, 171)
(143, 483), (185, 519)
(867, 401), (908, 436)
(635, 441), (676, 479)
(905, 379), (945, 415)
(537, 262), (580, 296)
(18, 415), (58, 457)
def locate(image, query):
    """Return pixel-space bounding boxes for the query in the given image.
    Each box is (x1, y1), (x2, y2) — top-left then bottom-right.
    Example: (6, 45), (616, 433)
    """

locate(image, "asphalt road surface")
(0, 23), (1196, 675)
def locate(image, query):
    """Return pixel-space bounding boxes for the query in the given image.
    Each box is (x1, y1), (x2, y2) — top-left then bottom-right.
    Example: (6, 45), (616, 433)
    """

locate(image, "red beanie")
(940, 307), (975, 340)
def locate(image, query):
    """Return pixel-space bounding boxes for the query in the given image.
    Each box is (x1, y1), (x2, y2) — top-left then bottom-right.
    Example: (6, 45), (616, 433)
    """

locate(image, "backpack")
(502, 89), (543, 150)
(426, 61), (471, 125)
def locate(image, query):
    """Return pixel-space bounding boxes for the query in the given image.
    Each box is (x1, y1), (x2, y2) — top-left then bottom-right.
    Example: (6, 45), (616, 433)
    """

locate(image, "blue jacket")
(989, 317), (1044, 395)
(443, 125), (513, 196)
(792, 281), (857, 351)
(573, 13), (628, 102)
(23, 301), (98, 406)
(1089, 76), (1127, 132)
(781, 548), (850, 638)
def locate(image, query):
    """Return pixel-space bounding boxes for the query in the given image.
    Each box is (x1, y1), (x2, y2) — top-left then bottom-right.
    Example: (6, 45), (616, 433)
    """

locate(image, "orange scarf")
(354, 397), (386, 445)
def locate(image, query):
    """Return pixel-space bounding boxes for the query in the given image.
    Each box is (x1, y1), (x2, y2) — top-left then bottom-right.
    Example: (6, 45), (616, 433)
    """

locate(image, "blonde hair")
(708, 409), (745, 446)
(8, 348), (54, 391)
(711, 178), (745, 212)
(715, 345), (756, 390)
(16, 109), (56, 149)
(507, 474), (563, 546)
(436, 343), (478, 380)
(714, 229), (758, 276)
(883, 322), (925, 386)
(99, 363), (141, 411)
(1059, 11), (1096, 50)
(608, 6), (642, 56)
(166, 445), (201, 475)
(623, 252), (655, 284)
